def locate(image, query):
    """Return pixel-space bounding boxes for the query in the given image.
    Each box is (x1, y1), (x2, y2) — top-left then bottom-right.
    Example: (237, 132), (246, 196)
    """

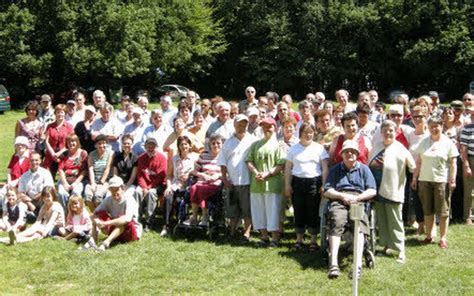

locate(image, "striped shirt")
(460, 123), (474, 156)
(195, 151), (221, 186)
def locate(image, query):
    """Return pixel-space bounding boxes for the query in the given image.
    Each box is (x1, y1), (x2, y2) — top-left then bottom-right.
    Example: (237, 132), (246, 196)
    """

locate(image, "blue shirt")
(324, 162), (376, 193)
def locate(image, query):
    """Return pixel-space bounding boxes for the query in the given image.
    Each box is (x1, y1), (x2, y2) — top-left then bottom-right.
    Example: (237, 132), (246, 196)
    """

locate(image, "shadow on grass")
(278, 248), (328, 271)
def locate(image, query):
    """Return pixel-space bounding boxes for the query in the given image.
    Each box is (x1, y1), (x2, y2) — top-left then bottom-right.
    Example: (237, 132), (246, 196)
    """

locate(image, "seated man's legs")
(328, 201), (349, 267)
(144, 189), (158, 226)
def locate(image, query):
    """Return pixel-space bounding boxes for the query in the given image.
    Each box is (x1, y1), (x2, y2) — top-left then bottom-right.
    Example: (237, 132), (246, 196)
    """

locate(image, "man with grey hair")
(137, 95), (151, 123)
(92, 90), (106, 109)
(239, 86), (258, 114)
(160, 95), (177, 126)
(206, 101), (234, 143)
(91, 102), (123, 152)
(335, 89), (356, 114)
(185, 90), (200, 115)
(265, 91), (279, 118)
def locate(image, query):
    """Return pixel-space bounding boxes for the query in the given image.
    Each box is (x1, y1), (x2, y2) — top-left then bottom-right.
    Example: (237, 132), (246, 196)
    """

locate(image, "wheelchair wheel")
(319, 211), (329, 265)
(364, 249), (375, 269)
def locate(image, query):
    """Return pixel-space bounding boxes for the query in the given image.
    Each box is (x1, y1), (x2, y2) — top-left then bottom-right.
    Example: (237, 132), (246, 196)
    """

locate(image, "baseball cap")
(234, 114), (249, 123)
(388, 104), (404, 115)
(246, 107), (259, 117)
(341, 140), (360, 155)
(85, 105), (96, 113)
(145, 137), (158, 146)
(259, 117), (277, 127)
(41, 94), (51, 102)
(14, 136), (29, 147)
(108, 176), (124, 188)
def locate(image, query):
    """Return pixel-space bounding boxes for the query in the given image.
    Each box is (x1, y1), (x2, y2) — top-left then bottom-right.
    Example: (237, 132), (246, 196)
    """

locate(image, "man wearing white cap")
(324, 140), (376, 279)
(218, 114), (256, 241)
(65, 100), (80, 127)
(81, 176), (142, 251)
(246, 106), (263, 138)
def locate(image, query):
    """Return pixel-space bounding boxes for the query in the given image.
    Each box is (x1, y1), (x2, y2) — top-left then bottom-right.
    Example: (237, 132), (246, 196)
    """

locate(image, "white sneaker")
(160, 228), (168, 237)
(198, 217), (209, 227)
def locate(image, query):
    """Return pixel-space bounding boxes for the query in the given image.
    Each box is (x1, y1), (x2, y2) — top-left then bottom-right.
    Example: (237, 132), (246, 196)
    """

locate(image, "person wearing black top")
(112, 134), (138, 198)
(74, 106), (96, 153)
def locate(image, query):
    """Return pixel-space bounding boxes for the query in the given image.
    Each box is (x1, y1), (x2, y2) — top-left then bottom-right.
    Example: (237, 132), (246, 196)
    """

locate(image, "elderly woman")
(43, 104), (74, 177)
(284, 122), (328, 251)
(57, 134), (88, 213)
(185, 134), (223, 226)
(84, 135), (114, 210)
(369, 120), (415, 263)
(15, 100), (43, 153)
(411, 116), (459, 249)
(278, 117), (298, 153)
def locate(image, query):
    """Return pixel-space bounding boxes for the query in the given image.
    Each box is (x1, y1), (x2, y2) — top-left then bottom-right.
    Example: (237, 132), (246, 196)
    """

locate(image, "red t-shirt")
(58, 149), (88, 183)
(333, 134), (369, 165)
(44, 121), (74, 168)
(137, 152), (167, 189)
(8, 154), (30, 182)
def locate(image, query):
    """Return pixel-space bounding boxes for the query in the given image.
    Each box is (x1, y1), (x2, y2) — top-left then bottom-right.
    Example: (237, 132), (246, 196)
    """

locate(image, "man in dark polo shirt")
(324, 140), (376, 279)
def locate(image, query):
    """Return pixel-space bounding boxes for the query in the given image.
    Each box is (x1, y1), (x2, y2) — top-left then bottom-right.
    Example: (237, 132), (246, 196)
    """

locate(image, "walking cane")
(350, 202), (364, 296)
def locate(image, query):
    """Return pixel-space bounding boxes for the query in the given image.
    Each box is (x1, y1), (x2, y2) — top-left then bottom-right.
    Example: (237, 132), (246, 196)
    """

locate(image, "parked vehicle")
(156, 84), (191, 101)
(0, 84), (11, 114)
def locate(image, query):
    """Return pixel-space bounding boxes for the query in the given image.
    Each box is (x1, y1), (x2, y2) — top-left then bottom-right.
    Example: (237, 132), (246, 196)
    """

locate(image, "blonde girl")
(58, 195), (92, 242)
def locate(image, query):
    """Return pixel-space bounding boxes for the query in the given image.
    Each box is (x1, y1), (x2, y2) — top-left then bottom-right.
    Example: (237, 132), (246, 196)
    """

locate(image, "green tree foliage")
(0, 0), (226, 99)
(208, 0), (474, 100)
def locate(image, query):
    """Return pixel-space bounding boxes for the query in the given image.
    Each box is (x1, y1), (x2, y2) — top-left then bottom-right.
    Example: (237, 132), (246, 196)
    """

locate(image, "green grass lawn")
(1, 107), (473, 295)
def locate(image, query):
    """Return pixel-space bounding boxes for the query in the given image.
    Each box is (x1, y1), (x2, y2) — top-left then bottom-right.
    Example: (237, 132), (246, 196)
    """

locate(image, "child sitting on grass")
(57, 195), (92, 242)
(0, 187), (27, 241)
(2, 186), (64, 245)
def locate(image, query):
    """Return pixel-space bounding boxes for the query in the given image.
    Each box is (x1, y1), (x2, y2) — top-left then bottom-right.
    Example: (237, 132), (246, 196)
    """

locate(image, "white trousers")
(251, 193), (281, 232)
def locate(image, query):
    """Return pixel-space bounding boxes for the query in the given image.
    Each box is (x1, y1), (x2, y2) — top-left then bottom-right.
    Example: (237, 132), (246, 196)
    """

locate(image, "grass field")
(0, 107), (473, 295)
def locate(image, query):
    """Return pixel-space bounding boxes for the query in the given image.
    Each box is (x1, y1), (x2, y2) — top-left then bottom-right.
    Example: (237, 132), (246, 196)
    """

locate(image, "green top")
(246, 136), (286, 194)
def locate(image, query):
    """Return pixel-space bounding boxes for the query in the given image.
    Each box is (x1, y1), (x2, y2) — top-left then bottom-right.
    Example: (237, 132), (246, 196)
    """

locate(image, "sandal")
(327, 265), (340, 279)
(348, 266), (362, 280)
(309, 242), (319, 252)
(293, 242), (303, 251)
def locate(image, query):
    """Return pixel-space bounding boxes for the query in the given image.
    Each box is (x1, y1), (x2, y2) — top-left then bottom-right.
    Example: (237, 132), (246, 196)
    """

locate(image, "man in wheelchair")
(323, 140), (376, 279)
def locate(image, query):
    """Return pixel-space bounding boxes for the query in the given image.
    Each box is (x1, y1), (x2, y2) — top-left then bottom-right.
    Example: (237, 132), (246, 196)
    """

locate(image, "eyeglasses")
(464, 98), (472, 102)
(389, 114), (403, 117)
(412, 115), (424, 119)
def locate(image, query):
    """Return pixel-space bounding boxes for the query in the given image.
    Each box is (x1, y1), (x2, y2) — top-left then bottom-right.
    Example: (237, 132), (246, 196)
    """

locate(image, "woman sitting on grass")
(3, 186), (64, 245)
(0, 187), (27, 240)
(57, 195), (92, 243)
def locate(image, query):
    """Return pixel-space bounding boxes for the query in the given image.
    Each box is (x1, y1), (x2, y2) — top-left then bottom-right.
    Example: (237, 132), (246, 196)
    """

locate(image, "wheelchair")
(172, 184), (227, 240)
(319, 198), (376, 269)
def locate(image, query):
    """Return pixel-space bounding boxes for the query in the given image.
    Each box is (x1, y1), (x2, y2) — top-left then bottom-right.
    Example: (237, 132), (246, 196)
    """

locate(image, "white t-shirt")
(286, 141), (329, 178)
(217, 133), (256, 186)
(414, 135), (459, 183)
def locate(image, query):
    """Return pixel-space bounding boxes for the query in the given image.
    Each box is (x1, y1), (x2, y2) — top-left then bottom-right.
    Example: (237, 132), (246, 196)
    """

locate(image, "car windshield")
(176, 86), (188, 92)
(0, 85), (8, 96)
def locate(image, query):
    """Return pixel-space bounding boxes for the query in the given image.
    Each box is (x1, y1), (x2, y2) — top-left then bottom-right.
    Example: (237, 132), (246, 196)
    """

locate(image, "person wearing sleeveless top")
(15, 100), (43, 153)
(84, 135), (113, 211)
(329, 112), (371, 166)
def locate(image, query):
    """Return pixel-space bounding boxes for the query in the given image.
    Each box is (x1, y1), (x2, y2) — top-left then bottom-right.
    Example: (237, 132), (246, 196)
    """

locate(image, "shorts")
(328, 201), (369, 237)
(418, 181), (450, 217)
(95, 211), (140, 242)
(226, 185), (251, 219)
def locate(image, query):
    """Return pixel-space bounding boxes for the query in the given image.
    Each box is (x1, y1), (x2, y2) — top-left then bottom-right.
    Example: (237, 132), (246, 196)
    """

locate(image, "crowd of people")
(0, 87), (473, 278)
